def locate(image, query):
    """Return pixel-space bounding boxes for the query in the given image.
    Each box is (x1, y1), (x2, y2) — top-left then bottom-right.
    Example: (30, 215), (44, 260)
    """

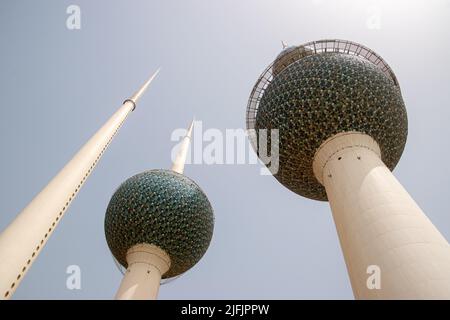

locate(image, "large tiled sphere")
(255, 52), (408, 201)
(104, 169), (214, 278)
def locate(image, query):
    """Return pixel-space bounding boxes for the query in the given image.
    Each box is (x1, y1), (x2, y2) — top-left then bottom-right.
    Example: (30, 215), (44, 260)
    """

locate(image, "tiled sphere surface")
(105, 169), (214, 278)
(255, 52), (408, 201)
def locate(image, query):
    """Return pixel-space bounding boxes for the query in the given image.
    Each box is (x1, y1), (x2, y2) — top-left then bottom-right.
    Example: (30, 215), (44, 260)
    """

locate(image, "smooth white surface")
(115, 244), (170, 300)
(315, 132), (450, 299)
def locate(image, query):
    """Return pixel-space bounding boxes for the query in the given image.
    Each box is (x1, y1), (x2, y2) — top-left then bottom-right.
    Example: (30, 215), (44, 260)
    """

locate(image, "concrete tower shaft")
(313, 132), (450, 298)
(0, 70), (159, 299)
(114, 244), (171, 300)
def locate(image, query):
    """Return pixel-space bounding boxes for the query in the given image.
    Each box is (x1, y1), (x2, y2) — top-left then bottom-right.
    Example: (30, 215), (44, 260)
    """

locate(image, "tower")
(104, 121), (214, 300)
(247, 39), (450, 299)
(0, 70), (159, 299)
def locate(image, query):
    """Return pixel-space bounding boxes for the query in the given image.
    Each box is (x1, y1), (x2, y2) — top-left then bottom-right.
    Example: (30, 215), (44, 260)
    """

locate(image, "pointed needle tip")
(129, 68), (161, 103)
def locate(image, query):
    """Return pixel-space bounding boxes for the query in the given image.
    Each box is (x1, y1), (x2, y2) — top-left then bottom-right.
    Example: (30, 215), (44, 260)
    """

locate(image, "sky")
(0, 0), (450, 299)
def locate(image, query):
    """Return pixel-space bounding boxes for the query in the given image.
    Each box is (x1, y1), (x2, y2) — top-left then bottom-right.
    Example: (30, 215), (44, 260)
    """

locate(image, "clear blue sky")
(0, 0), (449, 299)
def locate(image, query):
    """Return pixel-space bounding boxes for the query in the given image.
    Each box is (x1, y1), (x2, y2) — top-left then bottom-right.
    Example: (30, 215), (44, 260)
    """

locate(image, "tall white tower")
(247, 39), (450, 299)
(0, 70), (159, 299)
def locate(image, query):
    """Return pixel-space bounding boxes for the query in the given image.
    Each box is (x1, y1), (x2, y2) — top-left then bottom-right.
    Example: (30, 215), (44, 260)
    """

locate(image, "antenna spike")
(171, 119), (194, 174)
(128, 68), (160, 106)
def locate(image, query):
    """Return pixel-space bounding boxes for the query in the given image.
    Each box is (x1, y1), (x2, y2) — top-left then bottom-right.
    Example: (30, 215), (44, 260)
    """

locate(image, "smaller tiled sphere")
(105, 169), (214, 278)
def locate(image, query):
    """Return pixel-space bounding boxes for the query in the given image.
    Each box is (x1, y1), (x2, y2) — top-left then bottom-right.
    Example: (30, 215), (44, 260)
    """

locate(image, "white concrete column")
(313, 132), (450, 299)
(0, 102), (133, 300)
(0, 71), (159, 299)
(115, 244), (171, 300)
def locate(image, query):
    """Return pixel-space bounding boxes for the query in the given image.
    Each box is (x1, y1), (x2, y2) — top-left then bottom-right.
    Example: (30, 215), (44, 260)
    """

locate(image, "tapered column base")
(115, 244), (171, 300)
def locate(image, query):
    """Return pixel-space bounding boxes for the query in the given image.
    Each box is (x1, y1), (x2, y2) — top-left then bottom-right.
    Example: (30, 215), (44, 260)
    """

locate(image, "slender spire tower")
(247, 39), (450, 299)
(0, 70), (159, 300)
(104, 120), (214, 300)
